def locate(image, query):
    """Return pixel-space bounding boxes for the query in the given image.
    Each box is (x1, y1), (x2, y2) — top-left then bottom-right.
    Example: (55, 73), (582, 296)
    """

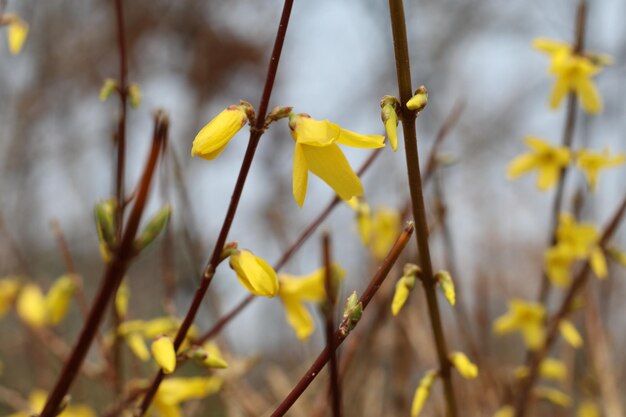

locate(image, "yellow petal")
(538, 358), (567, 381)
(126, 332), (151, 361)
(449, 351), (478, 379)
(115, 280), (130, 317)
(142, 316), (180, 338)
(290, 116), (340, 146)
(8, 18), (28, 55)
(229, 250), (279, 297)
(411, 370), (438, 417)
(279, 264), (345, 302)
(536, 166), (560, 191)
(549, 77), (569, 110)
(522, 323), (545, 350)
(336, 128), (385, 149)
(157, 377), (223, 405)
(385, 114), (399, 152)
(590, 247), (607, 279)
(535, 386), (571, 407)
(506, 154), (538, 179)
(282, 295), (315, 340)
(201, 342), (229, 369)
(154, 402), (182, 417)
(575, 77), (602, 114)
(301, 143), (363, 202)
(45, 275), (76, 325)
(436, 270), (455, 306)
(152, 336), (177, 374)
(370, 208), (401, 260)
(16, 284), (47, 328)
(532, 38), (571, 55)
(292, 143), (308, 207)
(391, 279), (410, 316)
(191, 106), (247, 160)
(559, 320), (583, 348)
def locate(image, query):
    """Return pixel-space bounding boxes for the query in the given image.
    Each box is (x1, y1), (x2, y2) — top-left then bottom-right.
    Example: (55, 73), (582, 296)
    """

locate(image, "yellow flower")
(535, 386), (571, 408)
(533, 38), (608, 114)
(577, 400), (600, 417)
(229, 250), (278, 297)
(154, 377), (222, 417)
(370, 207), (401, 260)
(200, 342), (229, 369)
(348, 197), (372, 245)
(115, 280), (129, 317)
(559, 319), (583, 348)
(278, 264), (345, 340)
(545, 244), (577, 287)
(576, 148), (625, 191)
(0, 277), (21, 317)
(6, 390), (96, 417)
(2, 14), (29, 55)
(411, 369), (438, 417)
(126, 332), (151, 361)
(288, 113), (385, 207)
(152, 336), (177, 374)
(391, 274), (415, 316)
(493, 406), (514, 417)
(45, 275), (76, 325)
(16, 284), (47, 328)
(493, 299), (546, 350)
(515, 357), (567, 381)
(191, 105), (248, 160)
(449, 351), (478, 379)
(507, 137), (571, 191)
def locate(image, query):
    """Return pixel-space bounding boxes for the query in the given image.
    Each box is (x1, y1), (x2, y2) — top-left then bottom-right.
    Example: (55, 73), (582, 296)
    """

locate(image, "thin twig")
(269, 223), (414, 417)
(388, 0), (457, 415)
(39, 112), (168, 417)
(134, 2), (295, 414)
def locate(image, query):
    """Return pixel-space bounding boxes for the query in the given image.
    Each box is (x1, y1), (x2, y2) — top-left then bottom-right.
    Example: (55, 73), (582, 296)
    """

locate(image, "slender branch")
(322, 233), (342, 417)
(134, 2), (295, 414)
(537, 0), (587, 304)
(387, 1), (457, 415)
(270, 223), (414, 417)
(39, 112), (168, 417)
(514, 191), (626, 417)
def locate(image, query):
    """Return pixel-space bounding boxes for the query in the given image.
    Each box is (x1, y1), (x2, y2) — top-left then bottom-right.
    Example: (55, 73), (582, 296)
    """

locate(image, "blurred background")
(1, 0), (626, 416)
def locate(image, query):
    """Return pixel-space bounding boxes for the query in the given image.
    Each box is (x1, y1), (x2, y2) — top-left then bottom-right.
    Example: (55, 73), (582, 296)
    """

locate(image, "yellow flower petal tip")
(288, 113), (382, 206)
(230, 250), (278, 297)
(191, 105), (248, 160)
(152, 336), (177, 374)
(576, 148), (625, 191)
(5, 15), (29, 55)
(507, 137), (571, 191)
(533, 37), (609, 114)
(449, 351), (478, 379)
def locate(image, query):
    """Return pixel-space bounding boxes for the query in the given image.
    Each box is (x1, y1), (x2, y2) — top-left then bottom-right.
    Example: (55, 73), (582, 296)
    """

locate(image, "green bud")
(99, 78), (118, 102)
(220, 241), (239, 262)
(133, 204), (171, 254)
(340, 291), (363, 336)
(267, 106), (293, 122)
(128, 83), (142, 109)
(95, 198), (118, 250)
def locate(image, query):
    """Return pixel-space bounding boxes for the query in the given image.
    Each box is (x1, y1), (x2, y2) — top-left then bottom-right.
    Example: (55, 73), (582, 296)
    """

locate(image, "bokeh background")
(1, 0), (626, 416)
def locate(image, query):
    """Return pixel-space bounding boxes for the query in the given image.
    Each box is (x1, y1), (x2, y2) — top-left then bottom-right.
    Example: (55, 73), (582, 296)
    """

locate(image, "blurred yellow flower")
(515, 357), (567, 381)
(576, 148), (625, 191)
(6, 390), (96, 417)
(545, 244), (577, 287)
(229, 250), (278, 297)
(191, 105), (248, 160)
(152, 336), (177, 374)
(278, 264), (345, 340)
(507, 137), (571, 191)
(493, 406), (514, 417)
(411, 369), (438, 417)
(493, 299), (545, 350)
(391, 273), (415, 316)
(115, 280), (129, 317)
(45, 275), (76, 325)
(577, 400), (600, 417)
(0, 277), (21, 317)
(535, 386), (571, 407)
(288, 113), (385, 207)
(370, 207), (401, 260)
(533, 38), (608, 114)
(128, 83), (142, 109)
(436, 270), (456, 306)
(2, 14), (29, 55)
(16, 284), (47, 328)
(449, 351), (478, 379)
(347, 197), (372, 245)
(559, 319), (583, 348)
(153, 377), (222, 417)
(199, 342), (229, 369)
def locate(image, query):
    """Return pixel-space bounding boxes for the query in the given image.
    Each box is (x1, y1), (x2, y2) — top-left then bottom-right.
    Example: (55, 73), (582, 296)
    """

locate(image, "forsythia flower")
(559, 319), (583, 348)
(507, 137), (571, 191)
(278, 264), (345, 340)
(576, 148), (625, 191)
(515, 357), (567, 381)
(229, 250), (278, 297)
(16, 284), (47, 328)
(370, 207), (401, 259)
(45, 275), (76, 325)
(411, 369), (439, 417)
(2, 14), (29, 55)
(191, 104), (248, 160)
(154, 377), (222, 417)
(493, 299), (546, 350)
(535, 386), (571, 408)
(288, 113), (385, 207)
(152, 336), (177, 374)
(348, 197), (372, 245)
(449, 351), (478, 379)
(533, 38), (608, 114)
(0, 277), (21, 317)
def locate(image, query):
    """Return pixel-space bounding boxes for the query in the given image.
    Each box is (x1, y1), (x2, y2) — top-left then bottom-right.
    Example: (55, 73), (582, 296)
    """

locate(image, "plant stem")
(270, 223), (414, 417)
(537, 0), (587, 304)
(39, 113), (168, 417)
(387, 1), (457, 415)
(514, 191), (626, 417)
(134, 1), (295, 413)
(322, 233), (342, 417)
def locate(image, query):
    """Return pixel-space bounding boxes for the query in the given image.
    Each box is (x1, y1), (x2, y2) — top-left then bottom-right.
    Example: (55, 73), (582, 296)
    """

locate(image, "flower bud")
(128, 83), (142, 108)
(449, 351), (478, 379)
(99, 78), (118, 102)
(191, 105), (248, 160)
(17, 284), (47, 328)
(133, 204), (171, 254)
(229, 250), (278, 297)
(94, 199), (117, 261)
(152, 336), (177, 374)
(380, 95), (400, 152)
(340, 291), (362, 336)
(435, 270), (455, 306)
(2, 14), (29, 55)
(115, 281), (129, 317)
(45, 275), (76, 325)
(406, 85), (428, 113)
(411, 369), (439, 417)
